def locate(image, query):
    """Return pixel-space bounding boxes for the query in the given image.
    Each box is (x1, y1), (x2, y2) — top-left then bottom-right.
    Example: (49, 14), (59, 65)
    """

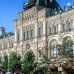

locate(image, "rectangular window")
(63, 24), (66, 31)
(39, 27), (42, 37)
(27, 31), (30, 39)
(68, 23), (72, 29)
(31, 29), (34, 39)
(51, 47), (58, 57)
(18, 34), (20, 41)
(55, 26), (58, 33)
(50, 28), (52, 34)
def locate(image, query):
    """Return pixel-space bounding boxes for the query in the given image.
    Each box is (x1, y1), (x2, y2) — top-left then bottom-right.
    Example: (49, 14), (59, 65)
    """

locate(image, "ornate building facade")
(0, 0), (74, 62)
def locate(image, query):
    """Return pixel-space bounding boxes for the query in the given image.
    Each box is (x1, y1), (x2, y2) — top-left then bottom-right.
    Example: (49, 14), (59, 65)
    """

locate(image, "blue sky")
(0, 0), (74, 32)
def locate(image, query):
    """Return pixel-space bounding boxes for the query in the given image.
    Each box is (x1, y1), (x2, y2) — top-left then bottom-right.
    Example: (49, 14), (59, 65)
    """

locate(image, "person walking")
(5, 70), (12, 74)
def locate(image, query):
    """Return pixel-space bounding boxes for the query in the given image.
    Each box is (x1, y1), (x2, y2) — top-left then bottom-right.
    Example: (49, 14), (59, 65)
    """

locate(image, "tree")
(38, 48), (50, 73)
(8, 52), (21, 71)
(57, 37), (74, 73)
(2, 55), (8, 70)
(22, 50), (35, 73)
(38, 48), (49, 65)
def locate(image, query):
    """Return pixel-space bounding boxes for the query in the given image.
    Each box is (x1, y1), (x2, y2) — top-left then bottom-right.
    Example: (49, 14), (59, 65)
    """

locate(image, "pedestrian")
(1, 70), (6, 74)
(5, 70), (12, 74)
(33, 68), (38, 74)
(33, 70), (38, 74)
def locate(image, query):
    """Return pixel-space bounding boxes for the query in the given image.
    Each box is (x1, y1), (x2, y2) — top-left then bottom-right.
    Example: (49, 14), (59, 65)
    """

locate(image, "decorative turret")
(23, 0), (62, 10)
(0, 27), (14, 40)
(0, 27), (5, 36)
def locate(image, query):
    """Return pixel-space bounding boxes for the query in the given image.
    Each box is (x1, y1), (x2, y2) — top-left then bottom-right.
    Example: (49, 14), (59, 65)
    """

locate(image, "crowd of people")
(0, 70), (22, 74)
(0, 68), (44, 74)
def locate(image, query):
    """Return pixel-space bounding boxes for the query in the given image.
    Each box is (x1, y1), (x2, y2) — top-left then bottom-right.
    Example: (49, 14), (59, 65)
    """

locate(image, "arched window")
(63, 24), (66, 31)
(51, 47), (58, 57)
(63, 37), (73, 54)
(31, 29), (34, 39)
(49, 28), (52, 34)
(54, 26), (58, 33)
(27, 31), (30, 39)
(50, 41), (58, 58)
(39, 27), (42, 37)
(68, 22), (72, 30)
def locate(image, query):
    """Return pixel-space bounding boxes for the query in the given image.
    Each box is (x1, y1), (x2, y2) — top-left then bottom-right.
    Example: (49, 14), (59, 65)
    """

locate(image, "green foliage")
(22, 50), (35, 72)
(44, 71), (57, 74)
(40, 54), (48, 64)
(38, 48), (48, 63)
(0, 59), (2, 70)
(57, 37), (73, 57)
(8, 52), (21, 71)
(38, 49), (41, 55)
(2, 55), (8, 70)
(57, 37), (74, 72)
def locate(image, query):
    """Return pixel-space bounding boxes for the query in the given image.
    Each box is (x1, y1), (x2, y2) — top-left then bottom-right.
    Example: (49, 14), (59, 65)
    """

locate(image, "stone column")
(20, 12), (23, 41)
(14, 28), (17, 42)
(35, 24), (38, 61)
(14, 22), (17, 52)
(58, 23), (63, 33)
(20, 26), (23, 41)
(35, 24), (38, 38)
(26, 31), (27, 40)
(34, 11), (39, 60)
(48, 44), (51, 59)
(48, 38), (51, 59)
(43, 21), (46, 35)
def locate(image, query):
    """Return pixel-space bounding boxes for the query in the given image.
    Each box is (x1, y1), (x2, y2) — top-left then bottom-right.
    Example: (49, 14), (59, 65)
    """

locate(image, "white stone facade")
(0, 5), (74, 61)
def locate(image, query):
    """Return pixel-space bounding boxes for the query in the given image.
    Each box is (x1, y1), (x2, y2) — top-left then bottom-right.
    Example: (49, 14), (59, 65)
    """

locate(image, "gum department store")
(0, 0), (74, 62)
